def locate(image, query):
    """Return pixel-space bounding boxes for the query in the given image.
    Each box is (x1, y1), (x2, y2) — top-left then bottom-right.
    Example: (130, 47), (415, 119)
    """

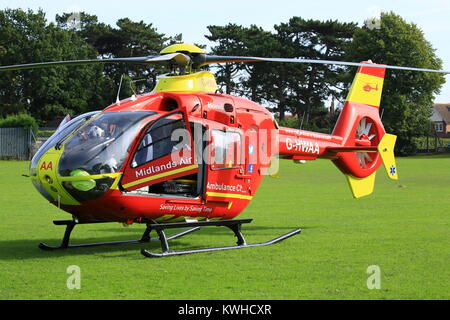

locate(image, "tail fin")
(378, 133), (398, 180)
(329, 62), (398, 198)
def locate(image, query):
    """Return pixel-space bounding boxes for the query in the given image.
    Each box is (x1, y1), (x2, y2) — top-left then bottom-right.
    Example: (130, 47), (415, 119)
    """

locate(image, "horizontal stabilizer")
(345, 172), (377, 198)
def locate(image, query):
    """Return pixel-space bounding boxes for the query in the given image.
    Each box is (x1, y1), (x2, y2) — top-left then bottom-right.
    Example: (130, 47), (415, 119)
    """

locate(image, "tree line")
(0, 9), (445, 153)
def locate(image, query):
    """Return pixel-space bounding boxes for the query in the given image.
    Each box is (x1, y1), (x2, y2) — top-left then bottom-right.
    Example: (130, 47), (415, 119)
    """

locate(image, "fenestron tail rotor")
(355, 117), (377, 169)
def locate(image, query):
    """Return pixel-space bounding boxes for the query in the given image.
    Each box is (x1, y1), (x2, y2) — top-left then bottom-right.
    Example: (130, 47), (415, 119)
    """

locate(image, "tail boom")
(277, 62), (398, 198)
(277, 127), (343, 161)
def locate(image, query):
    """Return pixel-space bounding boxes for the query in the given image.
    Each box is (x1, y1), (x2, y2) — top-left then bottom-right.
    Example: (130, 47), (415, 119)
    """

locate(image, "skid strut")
(38, 218), (301, 257)
(141, 219), (301, 258)
(38, 219), (200, 251)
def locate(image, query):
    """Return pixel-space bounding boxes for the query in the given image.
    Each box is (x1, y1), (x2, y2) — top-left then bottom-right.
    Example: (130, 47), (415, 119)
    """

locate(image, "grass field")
(0, 156), (449, 300)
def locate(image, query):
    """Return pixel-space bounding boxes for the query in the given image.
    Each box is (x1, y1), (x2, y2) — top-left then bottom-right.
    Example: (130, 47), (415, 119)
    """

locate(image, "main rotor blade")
(0, 52), (190, 72)
(197, 55), (450, 74)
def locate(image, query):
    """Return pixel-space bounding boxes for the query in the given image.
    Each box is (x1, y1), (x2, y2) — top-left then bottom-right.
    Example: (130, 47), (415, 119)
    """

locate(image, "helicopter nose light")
(44, 175), (53, 184)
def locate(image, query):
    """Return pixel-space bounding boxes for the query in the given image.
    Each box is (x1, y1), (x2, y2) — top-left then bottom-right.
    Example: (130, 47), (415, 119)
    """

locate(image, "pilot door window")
(128, 113), (200, 198)
(211, 130), (242, 170)
(131, 112), (186, 168)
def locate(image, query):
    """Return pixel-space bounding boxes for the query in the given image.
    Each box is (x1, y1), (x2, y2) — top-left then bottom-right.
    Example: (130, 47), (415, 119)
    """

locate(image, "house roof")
(433, 104), (450, 123)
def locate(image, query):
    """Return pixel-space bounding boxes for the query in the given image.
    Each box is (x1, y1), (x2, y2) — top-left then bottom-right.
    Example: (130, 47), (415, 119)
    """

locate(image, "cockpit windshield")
(58, 111), (156, 177)
(30, 111), (100, 176)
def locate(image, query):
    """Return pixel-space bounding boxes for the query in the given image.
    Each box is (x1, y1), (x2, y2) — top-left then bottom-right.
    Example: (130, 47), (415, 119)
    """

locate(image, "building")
(431, 104), (450, 138)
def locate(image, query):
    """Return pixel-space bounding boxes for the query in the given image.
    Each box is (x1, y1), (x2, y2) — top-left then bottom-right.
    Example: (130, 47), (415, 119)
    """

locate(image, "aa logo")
(40, 161), (53, 170)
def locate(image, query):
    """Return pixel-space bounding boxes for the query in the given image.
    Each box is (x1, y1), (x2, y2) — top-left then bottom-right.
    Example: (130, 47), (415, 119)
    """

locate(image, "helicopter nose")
(31, 145), (123, 206)
(31, 147), (81, 206)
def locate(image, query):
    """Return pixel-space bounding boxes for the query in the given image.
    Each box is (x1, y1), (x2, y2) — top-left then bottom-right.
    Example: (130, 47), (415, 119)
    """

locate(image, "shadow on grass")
(410, 153), (450, 159)
(0, 236), (175, 261)
(96, 224), (306, 234)
(0, 224), (308, 261)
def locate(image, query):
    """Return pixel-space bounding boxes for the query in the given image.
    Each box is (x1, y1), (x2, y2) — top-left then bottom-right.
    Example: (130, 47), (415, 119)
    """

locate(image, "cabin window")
(211, 130), (242, 170)
(124, 115), (202, 198)
(132, 112), (187, 168)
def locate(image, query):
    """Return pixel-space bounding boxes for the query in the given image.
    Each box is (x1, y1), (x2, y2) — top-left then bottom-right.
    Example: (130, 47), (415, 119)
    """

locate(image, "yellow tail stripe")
(122, 165), (199, 189)
(347, 72), (384, 107)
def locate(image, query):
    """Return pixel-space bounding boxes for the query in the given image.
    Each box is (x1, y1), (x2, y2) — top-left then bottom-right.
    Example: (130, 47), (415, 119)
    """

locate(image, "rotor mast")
(153, 43), (219, 93)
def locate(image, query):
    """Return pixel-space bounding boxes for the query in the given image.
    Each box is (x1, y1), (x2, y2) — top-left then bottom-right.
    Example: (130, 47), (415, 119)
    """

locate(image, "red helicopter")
(2, 43), (448, 257)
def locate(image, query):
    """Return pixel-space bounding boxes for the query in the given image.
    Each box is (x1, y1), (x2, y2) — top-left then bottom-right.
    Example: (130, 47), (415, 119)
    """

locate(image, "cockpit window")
(58, 111), (156, 177)
(30, 111), (99, 176)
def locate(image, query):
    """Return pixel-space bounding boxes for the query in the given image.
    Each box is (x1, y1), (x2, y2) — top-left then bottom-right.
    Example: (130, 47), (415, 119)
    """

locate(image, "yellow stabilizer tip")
(378, 133), (398, 180)
(345, 172), (377, 199)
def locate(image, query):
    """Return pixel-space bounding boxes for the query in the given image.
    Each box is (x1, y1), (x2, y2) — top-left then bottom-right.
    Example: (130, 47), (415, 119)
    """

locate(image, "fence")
(0, 127), (34, 160)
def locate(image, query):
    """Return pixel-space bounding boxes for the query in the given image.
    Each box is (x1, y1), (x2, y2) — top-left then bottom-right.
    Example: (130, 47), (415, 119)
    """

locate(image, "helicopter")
(1, 43), (449, 257)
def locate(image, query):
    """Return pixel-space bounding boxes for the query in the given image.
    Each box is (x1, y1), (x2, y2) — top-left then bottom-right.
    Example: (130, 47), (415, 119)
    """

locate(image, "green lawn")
(0, 156), (449, 300)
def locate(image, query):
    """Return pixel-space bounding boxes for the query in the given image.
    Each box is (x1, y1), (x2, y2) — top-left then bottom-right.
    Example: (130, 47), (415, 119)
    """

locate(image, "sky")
(1, 0), (450, 102)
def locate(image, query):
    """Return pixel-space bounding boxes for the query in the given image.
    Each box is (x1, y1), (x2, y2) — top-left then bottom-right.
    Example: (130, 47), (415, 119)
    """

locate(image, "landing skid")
(38, 218), (301, 257)
(140, 219), (301, 258)
(38, 219), (200, 251)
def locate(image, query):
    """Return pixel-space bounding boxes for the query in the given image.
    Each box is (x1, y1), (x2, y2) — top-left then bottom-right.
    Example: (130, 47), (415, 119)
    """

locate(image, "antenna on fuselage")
(116, 74), (124, 104)
(129, 79), (145, 101)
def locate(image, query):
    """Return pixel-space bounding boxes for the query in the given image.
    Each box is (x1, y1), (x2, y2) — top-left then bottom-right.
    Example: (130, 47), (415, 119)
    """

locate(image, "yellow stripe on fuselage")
(58, 173), (122, 182)
(122, 164), (199, 189)
(346, 72), (384, 107)
(206, 192), (253, 200)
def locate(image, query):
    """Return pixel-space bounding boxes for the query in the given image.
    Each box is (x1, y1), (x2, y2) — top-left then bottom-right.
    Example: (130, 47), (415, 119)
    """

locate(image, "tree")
(206, 19), (357, 125)
(56, 12), (180, 96)
(274, 18), (357, 128)
(345, 12), (445, 154)
(0, 113), (38, 133)
(0, 9), (109, 122)
(205, 24), (254, 95)
(206, 23), (304, 121)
